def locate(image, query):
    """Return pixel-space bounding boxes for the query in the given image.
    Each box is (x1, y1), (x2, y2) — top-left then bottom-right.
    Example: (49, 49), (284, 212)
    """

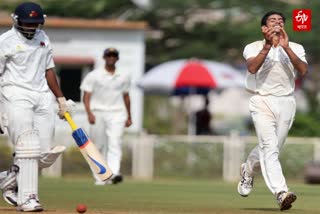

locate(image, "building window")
(54, 56), (94, 102)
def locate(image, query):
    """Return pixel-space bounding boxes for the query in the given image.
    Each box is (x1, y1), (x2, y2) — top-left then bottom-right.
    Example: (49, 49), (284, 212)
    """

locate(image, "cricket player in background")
(0, 2), (75, 211)
(237, 11), (308, 210)
(80, 48), (132, 185)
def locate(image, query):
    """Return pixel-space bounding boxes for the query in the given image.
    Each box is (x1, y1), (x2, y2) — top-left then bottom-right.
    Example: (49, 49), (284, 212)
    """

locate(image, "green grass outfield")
(0, 177), (320, 214)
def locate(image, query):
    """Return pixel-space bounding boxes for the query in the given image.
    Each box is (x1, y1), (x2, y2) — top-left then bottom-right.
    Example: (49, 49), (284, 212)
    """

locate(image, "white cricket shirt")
(80, 68), (130, 112)
(243, 40), (307, 96)
(0, 27), (55, 92)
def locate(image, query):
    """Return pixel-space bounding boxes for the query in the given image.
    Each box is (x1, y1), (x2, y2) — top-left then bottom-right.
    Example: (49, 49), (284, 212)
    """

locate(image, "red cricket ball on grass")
(76, 204), (87, 213)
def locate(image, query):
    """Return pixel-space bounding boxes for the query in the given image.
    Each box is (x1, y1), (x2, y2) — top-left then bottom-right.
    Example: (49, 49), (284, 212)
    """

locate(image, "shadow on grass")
(241, 208), (279, 212)
(242, 208), (304, 213)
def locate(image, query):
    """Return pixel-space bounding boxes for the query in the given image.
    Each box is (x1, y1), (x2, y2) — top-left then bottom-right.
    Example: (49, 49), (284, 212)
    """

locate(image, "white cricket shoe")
(0, 165), (19, 206)
(94, 174), (123, 186)
(94, 180), (107, 186)
(276, 191), (297, 210)
(237, 163), (254, 197)
(3, 189), (17, 206)
(17, 195), (43, 212)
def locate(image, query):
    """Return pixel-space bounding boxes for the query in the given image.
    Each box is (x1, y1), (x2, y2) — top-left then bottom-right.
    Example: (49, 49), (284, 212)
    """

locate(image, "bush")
(0, 143), (14, 171)
(289, 112), (320, 137)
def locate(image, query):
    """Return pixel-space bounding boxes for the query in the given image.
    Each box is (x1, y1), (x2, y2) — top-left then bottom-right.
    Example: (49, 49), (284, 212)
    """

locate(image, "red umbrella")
(138, 59), (244, 95)
(138, 59), (245, 135)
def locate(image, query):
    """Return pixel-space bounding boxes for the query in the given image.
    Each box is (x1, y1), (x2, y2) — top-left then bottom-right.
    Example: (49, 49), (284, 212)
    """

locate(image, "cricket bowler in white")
(80, 48), (132, 185)
(0, 2), (75, 212)
(237, 11), (308, 210)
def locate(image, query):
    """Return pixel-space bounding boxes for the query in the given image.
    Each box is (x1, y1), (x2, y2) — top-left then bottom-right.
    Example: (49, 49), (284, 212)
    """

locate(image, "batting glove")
(57, 97), (76, 119)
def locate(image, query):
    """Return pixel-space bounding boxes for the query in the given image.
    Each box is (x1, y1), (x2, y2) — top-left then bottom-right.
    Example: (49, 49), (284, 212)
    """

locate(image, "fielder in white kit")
(80, 48), (132, 185)
(237, 11), (308, 210)
(0, 2), (74, 212)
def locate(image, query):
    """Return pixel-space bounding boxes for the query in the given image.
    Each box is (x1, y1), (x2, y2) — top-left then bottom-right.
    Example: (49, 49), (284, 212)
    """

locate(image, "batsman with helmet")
(0, 2), (75, 211)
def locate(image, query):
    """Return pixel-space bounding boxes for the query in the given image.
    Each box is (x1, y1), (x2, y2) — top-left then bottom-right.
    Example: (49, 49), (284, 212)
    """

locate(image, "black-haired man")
(81, 47), (132, 185)
(237, 11), (308, 210)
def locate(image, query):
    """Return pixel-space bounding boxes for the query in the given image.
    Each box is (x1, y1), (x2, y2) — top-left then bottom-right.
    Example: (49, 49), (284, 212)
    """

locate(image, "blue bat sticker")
(88, 155), (107, 174)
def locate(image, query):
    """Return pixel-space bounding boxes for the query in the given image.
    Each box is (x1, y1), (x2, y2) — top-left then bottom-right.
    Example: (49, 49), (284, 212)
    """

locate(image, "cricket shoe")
(237, 163), (254, 197)
(3, 188), (17, 207)
(94, 180), (107, 186)
(0, 165), (19, 206)
(276, 191), (297, 211)
(17, 194), (43, 212)
(111, 174), (123, 184)
(94, 175), (123, 186)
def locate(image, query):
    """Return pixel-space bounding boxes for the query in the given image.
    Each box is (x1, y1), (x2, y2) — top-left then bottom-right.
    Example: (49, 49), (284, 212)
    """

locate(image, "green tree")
(0, 0), (134, 19)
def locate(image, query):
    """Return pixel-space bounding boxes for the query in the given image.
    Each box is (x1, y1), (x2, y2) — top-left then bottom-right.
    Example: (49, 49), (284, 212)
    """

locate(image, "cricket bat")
(64, 112), (113, 181)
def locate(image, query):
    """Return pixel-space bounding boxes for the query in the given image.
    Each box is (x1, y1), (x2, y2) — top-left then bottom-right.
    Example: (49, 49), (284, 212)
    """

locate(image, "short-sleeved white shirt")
(80, 68), (130, 112)
(0, 27), (55, 92)
(243, 40), (307, 96)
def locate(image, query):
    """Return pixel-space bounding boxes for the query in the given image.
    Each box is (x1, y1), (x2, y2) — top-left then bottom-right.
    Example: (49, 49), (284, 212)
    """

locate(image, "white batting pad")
(15, 130), (41, 159)
(39, 145), (66, 169)
(0, 165), (19, 191)
(0, 171), (7, 182)
(15, 130), (40, 205)
(16, 159), (38, 205)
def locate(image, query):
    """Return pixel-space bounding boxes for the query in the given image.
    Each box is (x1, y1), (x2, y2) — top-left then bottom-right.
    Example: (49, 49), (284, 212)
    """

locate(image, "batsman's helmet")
(12, 2), (46, 39)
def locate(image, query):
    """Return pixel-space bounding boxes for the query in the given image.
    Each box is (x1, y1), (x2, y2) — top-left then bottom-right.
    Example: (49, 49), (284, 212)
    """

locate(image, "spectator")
(195, 96), (213, 135)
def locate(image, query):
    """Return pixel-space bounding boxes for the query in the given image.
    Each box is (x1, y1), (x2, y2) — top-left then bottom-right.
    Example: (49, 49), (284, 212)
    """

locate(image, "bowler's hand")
(125, 117), (132, 127)
(279, 27), (289, 49)
(261, 26), (275, 45)
(88, 112), (96, 124)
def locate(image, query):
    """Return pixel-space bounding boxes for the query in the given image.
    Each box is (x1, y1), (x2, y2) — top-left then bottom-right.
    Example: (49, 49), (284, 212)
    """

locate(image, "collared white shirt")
(243, 40), (307, 96)
(80, 68), (130, 112)
(0, 27), (55, 92)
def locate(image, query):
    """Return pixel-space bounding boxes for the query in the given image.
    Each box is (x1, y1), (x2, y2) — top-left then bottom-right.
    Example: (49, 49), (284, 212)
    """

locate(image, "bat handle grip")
(64, 112), (78, 131)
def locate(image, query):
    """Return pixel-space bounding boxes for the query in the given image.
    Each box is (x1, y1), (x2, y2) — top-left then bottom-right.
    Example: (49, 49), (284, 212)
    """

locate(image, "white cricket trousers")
(1, 86), (55, 151)
(245, 94), (296, 194)
(1, 85), (55, 204)
(90, 110), (126, 181)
